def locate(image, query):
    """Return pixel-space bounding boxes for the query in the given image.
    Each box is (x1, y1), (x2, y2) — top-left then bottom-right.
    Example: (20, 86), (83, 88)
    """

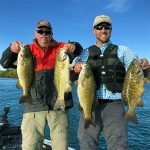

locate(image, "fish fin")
(136, 98), (144, 107)
(16, 80), (22, 89)
(121, 96), (128, 106)
(69, 80), (74, 86)
(54, 99), (65, 111)
(124, 111), (138, 124)
(84, 116), (96, 129)
(122, 100), (128, 106)
(92, 96), (98, 110)
(69, 64), (73, 69)
(19, 95), (32, 104)
(65, 84), (72, 93)
(73, 80), (78, 85)
(78, 104), (83, 111)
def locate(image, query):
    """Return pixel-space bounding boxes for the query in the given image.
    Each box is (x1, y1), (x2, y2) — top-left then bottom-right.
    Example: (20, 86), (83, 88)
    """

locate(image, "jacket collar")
(32, 39), (58, 48)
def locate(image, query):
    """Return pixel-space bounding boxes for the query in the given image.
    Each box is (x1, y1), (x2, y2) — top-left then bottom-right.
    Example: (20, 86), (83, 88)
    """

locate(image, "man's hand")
(63, 43), (76, 53)
(140, 58), (150, 71)
(74, 62), (82, 73)
(10, 41), (22, 53)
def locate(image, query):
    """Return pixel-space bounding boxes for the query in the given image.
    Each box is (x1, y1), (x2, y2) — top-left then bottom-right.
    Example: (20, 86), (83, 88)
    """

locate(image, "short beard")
(97, 33), (110, 43)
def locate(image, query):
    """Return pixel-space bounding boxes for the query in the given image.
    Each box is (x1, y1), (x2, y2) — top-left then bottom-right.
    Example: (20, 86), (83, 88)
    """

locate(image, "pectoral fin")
(136, 97), (144, 107)
(65, 84), (72, 93)
(16, 80), (22, 89)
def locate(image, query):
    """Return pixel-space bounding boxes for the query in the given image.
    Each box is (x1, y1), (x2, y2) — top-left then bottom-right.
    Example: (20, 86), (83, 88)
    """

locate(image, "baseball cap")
(93, 15), (112, 27)
(36, 20), (51, 29)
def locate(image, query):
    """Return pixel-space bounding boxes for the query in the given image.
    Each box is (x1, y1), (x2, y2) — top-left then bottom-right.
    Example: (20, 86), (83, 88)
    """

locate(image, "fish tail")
(122, 98), (128, 106)
(136, 98), (144, 107)
(84, 116), (96, 129)
(19, 96), (32, 104)
(54, 99), (65, 111)
(124, 111), (138, 124)
(78, 104), (83, 111)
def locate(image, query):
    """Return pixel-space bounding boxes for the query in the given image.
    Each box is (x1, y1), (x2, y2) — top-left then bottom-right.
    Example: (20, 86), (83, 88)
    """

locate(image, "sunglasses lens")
(36, 30), (51, 35)
(37, 30), (43, 34)
(95, 25), (111, 30)
(45, 30), (51, 34)
(95, 26), (102, 30)
(105, 26), (111, 30)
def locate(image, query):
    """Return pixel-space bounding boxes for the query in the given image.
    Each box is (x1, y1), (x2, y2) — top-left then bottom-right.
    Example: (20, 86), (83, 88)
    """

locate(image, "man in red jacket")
(0, 20), (83, 150)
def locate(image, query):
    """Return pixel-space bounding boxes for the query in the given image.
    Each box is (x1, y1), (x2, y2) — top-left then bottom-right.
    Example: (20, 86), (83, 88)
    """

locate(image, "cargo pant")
(78, 100), (128, 150)
(21, 110), (69, 150)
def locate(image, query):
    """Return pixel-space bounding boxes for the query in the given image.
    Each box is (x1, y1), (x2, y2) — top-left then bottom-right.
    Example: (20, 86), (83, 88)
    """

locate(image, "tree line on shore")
(0, 69), (17, 78)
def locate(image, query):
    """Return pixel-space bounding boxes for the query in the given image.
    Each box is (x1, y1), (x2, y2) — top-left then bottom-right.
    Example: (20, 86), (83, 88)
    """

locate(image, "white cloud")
(105, 0), (132, 13)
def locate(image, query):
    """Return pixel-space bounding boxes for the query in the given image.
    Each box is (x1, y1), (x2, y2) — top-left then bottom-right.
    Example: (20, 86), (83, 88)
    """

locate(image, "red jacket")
(29, 39), (64, 71)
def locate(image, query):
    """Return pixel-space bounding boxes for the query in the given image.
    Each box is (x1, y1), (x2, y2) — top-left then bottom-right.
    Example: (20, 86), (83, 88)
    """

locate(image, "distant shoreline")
(0, 69), (17, 78)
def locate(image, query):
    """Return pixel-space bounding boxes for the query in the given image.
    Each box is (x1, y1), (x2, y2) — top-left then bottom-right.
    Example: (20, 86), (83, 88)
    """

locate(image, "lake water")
(0, 78), (150, 150)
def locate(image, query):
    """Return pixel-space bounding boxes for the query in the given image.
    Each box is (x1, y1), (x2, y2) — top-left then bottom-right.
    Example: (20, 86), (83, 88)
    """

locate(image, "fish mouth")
(58, 49), (68, 61)
(19, 43), (26, 49)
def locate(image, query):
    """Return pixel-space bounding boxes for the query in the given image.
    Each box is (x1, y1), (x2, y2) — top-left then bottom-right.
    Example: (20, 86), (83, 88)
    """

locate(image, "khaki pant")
(21, 110), (69, 150)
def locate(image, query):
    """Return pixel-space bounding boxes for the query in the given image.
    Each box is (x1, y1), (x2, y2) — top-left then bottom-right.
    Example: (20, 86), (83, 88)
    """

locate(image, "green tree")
(0, 69), (18, 78)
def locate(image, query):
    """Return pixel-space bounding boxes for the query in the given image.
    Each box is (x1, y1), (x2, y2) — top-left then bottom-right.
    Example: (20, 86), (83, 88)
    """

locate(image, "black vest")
(87, 44), (126, 92)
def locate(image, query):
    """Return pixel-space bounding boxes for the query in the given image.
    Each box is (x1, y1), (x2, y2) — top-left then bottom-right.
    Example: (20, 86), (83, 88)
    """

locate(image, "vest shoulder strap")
(104, 44), (118, 58)
(88, 45), (100, 51)
(88, 45), (100, 55)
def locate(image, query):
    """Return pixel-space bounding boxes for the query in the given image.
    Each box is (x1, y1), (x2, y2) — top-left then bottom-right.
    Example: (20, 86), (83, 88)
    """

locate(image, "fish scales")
(17, 44), (34, 103)
(122, 59), (144, 124)
(77, 63), (97, 128)
(54, 48), (71, 111)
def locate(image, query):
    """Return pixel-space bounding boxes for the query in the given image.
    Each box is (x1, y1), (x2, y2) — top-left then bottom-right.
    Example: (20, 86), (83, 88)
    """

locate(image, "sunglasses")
(94, 24), (112, 30)
(36, 29), (52, 35)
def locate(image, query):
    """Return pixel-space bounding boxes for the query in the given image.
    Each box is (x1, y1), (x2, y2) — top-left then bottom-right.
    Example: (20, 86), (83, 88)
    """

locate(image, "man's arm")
(62, 41), (83, 82)
(0, 46), (18, 69)
(63, 41), (83, 63)
(0, 41), (21, 69)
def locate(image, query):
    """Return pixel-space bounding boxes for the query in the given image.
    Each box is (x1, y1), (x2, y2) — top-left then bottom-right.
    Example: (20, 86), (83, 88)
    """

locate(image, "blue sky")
(0, 0), (150, 70)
